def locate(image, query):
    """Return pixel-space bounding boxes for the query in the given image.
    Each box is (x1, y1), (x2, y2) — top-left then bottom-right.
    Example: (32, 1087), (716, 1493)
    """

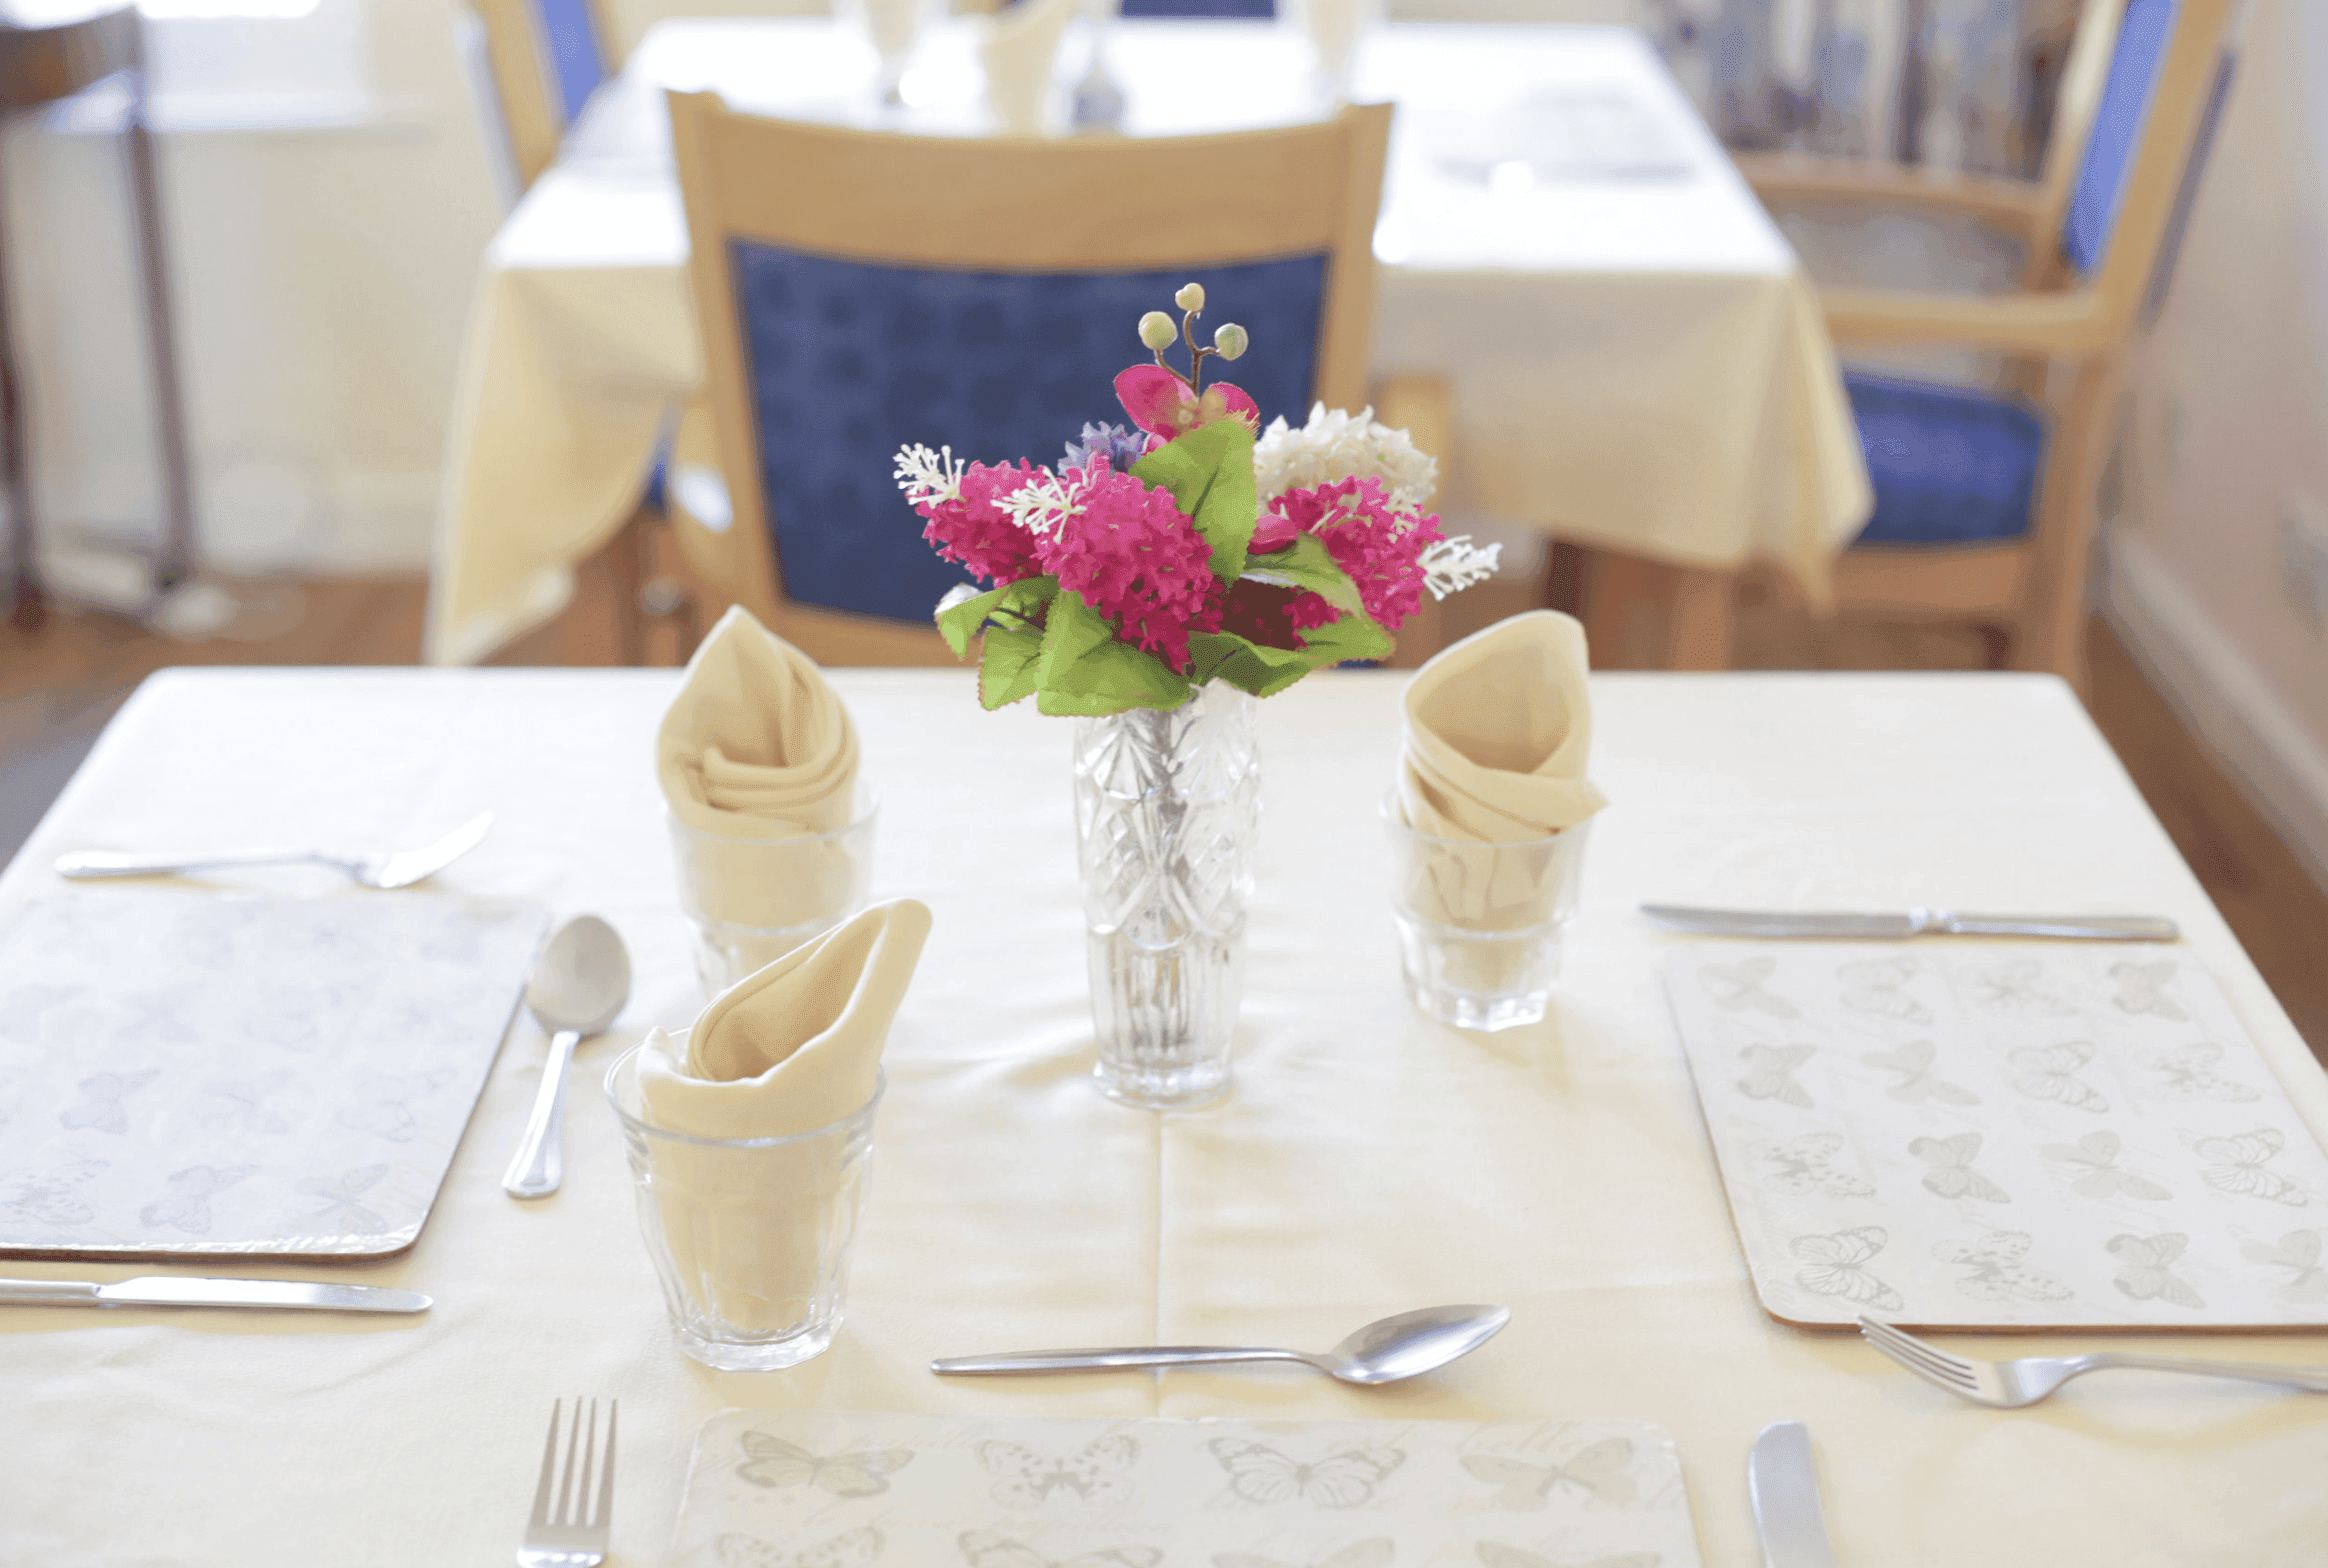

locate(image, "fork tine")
(1860, 1324), (1972, 1394)
(530, 1399), (563, 1526)
(592, 1402), (618, 1529)
(1859, 1318), (1979, 1387)
(557, 1399), (586, 1525)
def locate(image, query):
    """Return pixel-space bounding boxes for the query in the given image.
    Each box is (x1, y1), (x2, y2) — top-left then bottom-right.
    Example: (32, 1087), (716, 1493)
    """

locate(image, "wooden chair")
(666, 93), (1396, 665)
(1732, 0), (2240, 690)
(464, 0), (620, 199)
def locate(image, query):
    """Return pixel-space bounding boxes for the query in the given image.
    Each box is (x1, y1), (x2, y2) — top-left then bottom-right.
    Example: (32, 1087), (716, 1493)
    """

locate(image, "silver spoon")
(56, 811), (494, 890)
(502, 915), (631, 1200)
(930, 1304), (1511, 1386)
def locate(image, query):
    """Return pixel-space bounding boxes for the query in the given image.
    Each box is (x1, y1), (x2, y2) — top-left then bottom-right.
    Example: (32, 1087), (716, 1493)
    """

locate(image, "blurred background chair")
(460, 0), (619, 205)
(665, 93), (1399, 665)
(1731, 0), (2237, 690)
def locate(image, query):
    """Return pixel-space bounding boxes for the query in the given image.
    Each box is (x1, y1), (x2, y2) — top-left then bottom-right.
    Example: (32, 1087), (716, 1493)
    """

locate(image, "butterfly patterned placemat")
(0, 889), (548, 1260)
(1662, 941), (2328, 1329)
(669, 1409), (1701, 1568)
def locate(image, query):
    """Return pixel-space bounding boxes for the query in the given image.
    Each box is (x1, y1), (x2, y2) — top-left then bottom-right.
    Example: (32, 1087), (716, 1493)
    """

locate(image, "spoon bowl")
(929, 1302), (1511, 1386)
(504, 916), (632, 1199)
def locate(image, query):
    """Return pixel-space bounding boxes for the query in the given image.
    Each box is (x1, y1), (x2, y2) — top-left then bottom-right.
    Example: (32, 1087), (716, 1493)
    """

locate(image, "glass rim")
(603, 1040), (886, 1149)
(660, 780), (881, 848)
(1378, 791), (1591, 852)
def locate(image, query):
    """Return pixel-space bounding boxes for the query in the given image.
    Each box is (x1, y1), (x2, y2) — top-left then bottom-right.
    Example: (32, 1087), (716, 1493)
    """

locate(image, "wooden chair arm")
(1820, 286), (2114, 357)
(1734, 152), (2052, 239)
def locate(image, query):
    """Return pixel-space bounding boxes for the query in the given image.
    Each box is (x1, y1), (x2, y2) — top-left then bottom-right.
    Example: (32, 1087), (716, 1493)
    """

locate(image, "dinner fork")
(519, 1398), (616, 1568)
(1859, 1316), (2328, 1407)
(56, 811), (493, 890)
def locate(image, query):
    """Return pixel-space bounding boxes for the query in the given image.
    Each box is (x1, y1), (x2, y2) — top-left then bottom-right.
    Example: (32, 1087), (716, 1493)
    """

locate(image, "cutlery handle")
(931, 1346), (1304, 1375)
(0, 1279), (102, 1306)
(503, 1030), (580, 1199)
(2089, 1352), (2328, 1392)
(55, 848), (323, 879)
(1935, 913), (2180, 940)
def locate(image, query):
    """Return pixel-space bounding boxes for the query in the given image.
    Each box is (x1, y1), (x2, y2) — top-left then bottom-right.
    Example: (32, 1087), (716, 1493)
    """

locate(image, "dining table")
(426, 18), (1874, 669)
(4, 664), (2325, 1566)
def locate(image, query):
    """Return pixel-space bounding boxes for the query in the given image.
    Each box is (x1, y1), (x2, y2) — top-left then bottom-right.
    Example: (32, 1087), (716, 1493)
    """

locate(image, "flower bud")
(1211, 322), (1248, 360)
(1137, 310), (1177, 351)
(1174, 282), (1206, 313)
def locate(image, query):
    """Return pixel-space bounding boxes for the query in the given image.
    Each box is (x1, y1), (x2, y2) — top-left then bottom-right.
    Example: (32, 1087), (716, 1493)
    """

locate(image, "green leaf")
(977, 622), (1045, 709)
(1185, 630), (1324, 698)
(934, 576), (1059, 658)
(1240, 532), (1363, 614)
(1294, 608), (1394, 665)
(1032, 588), (1192, 716)
(1130, 419), (1259, 582)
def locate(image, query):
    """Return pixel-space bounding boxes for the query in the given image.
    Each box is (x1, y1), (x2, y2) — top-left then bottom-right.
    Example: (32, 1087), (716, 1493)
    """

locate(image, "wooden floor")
(5, 554), (2325, 1063)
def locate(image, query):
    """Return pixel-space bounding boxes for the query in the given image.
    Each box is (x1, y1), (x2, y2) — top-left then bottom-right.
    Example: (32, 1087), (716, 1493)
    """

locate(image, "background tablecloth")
(1, 669), (2323, 1566)
(426, 22), (1872, 664)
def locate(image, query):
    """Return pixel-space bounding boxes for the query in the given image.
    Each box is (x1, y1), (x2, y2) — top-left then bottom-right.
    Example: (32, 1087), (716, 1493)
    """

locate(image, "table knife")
(1749, 1420), (1841, 1568)
(1642, 904), (2178, 941)
(0, 1276), (431, 1314)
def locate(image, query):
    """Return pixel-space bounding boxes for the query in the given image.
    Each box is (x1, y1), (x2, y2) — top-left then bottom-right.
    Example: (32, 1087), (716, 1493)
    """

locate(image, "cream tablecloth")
(426, 21), (1873, 665)
(4, 669), (2323, 1566)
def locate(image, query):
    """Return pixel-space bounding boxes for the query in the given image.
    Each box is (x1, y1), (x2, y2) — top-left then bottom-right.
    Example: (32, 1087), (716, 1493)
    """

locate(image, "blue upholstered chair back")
(2062, 0), (2177, 276)
(533, 0), (610, 125)
(729, 249), (1329, 622)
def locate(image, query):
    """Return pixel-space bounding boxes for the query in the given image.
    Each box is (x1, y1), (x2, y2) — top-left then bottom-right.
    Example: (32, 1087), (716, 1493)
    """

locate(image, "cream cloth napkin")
(659, 606), (862, 931)
(633, 899), (933, 1333)
(980, 0), (1076, 135)
(1395, 611), (1605, 935)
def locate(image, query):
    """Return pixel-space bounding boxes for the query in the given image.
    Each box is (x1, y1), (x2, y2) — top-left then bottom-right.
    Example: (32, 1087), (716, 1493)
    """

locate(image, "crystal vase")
(1072, 682), (1260, 1109)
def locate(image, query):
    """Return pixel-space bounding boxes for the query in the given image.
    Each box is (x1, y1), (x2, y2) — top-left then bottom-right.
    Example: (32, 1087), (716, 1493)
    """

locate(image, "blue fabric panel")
(729, 247), (1329, 622)
(2063, 0), (2177, 276)
(1846, 372), (2046, 547)
(533, 0), (609, 125)
(1121, 0), (1276, 16)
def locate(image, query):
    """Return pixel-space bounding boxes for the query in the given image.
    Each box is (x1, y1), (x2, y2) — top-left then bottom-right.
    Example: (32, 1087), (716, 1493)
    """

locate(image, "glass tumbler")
(666, 785), (879, 997)
(1384, 798), (1591, 1033)
(606, 1043), (882, 1372)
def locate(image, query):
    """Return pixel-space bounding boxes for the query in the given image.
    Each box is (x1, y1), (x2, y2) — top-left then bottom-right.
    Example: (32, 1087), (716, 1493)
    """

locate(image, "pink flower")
(1255, 477), (1446, 632)
(1113, 366), (1261, 442)
(1037, 460), (1220, 672)
(916, 460), (1045, 584)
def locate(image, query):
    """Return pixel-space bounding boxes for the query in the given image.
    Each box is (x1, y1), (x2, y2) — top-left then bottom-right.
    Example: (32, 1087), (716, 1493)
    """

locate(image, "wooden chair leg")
(1582, 550), (1738, 670)
(1666, 566), (1738, 671)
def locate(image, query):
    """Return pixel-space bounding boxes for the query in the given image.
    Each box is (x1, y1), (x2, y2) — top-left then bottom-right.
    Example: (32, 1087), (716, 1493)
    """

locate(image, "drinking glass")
(665, 784), (878, 997)
(606, 1043), (882, 1371)
(1383, 798), (1591, 1033)
(1282, 0), (1385, 104)
(837, 0), (939, 107)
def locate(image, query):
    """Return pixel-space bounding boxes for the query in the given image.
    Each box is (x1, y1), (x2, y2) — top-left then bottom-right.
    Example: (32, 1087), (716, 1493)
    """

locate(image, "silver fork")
(56, 811), (493, 890)
(519, 1398), (617, 1568)
(1859, 1316), (2328, 1407)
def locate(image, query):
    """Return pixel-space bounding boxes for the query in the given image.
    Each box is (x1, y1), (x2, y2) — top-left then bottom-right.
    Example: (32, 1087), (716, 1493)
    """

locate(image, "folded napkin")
(1397, 609), (1607, 843)
(980, 0), (1076, 135)
(634, 899), (933, 1332)
(1395, 611), (1605, 938)
(659, 606), (861, 931)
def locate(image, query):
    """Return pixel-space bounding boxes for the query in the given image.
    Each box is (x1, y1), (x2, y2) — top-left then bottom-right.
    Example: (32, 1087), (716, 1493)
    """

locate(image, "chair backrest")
(2052, 0), (2236, 321)
(467, 0), (617, 195)
(2021, 0), (2125, 257)
(668, 94), (1393, 635)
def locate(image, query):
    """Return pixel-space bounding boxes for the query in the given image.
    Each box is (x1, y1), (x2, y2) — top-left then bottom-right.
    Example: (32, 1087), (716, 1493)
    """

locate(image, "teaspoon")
(502, 915), (630, 1199)
(930, 1303), (1510, 1386)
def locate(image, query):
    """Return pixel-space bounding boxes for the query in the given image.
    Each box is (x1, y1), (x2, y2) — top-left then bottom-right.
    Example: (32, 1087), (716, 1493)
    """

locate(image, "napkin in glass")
(658, 605), (862, 931)
(1394, 609), (1606, 932)
(634, 898), (933, 1332)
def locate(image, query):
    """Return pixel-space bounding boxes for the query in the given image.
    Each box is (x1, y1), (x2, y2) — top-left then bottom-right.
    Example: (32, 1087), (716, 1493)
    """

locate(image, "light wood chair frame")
(1736, 0), (2237, 689)
(467, 0), (622, 195)
(666, 91), (1395, 665)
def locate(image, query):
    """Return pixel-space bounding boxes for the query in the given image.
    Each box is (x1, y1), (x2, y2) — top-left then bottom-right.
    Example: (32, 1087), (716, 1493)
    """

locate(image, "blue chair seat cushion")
(1845, 371), (2047, 548)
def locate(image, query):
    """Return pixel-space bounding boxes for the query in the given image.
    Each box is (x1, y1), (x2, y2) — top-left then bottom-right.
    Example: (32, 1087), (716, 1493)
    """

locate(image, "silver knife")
(0, 1276), (431, 1314)
(1642, 904), (2178, 942)
(1749, 1420), (1841, 1568)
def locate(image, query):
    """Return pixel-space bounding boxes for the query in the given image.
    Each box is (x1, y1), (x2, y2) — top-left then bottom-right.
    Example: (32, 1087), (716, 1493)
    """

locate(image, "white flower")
(894, 443), (964, 507)
(1252, 403), (1440, 521)
(995, 470), (1086, 539)
(1417, 535), (1502, 600)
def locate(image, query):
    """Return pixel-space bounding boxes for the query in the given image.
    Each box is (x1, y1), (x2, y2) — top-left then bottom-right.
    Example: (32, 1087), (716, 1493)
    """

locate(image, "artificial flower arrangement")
(894, 284), (1501, 716)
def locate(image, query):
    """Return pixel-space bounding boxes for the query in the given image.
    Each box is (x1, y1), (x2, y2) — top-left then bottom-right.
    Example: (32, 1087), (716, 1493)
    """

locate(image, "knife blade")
(0, 1276), (431, 1314)
(1749, 1420), (1841, 1568)
(1641, 904), (2179, 942)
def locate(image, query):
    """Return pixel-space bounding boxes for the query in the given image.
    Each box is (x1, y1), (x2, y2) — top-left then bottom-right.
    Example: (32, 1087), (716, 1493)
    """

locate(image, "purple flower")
(1061, 422), (1152, 475)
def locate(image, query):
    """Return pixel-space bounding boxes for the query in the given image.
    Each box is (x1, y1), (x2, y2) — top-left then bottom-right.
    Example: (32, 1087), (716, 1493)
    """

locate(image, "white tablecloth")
(426, 20), (1873, 665)
(4, 668), (2324, 1566)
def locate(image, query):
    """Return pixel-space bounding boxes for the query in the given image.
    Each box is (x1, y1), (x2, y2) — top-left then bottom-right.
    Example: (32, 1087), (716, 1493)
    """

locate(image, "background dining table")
(3, 665), (2324, 1566)
(425, 19), (1873, 667)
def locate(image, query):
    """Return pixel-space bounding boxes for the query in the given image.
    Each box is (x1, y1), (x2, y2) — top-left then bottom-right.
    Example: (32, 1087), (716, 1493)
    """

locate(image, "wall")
(2104, 0), (2328, 890)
